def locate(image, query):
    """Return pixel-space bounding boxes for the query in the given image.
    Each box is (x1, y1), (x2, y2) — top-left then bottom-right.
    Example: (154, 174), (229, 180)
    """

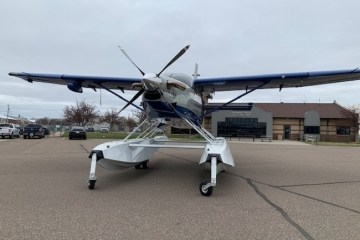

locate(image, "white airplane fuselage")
(141, 73), (203, 123)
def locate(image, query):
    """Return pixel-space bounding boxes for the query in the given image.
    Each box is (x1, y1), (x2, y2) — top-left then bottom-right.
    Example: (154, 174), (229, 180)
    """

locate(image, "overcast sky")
(1, 0), (360, 119)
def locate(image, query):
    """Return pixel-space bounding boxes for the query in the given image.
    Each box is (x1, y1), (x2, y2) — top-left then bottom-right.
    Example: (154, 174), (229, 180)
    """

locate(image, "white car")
(0, 123), (20, 139)
(100, 127), (109, 133)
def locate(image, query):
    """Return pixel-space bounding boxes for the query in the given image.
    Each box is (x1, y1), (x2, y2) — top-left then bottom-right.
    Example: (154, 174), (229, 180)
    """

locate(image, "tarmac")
(1, 137), (360, 240)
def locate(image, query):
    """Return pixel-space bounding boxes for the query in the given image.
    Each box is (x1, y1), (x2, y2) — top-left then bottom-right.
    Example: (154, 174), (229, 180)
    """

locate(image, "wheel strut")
(199, 156), (217, 196)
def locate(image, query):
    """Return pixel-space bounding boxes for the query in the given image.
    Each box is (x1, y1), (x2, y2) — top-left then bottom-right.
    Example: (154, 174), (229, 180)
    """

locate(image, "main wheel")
(135, 160), (149, 169)
(88, 180), (96, 190)
(142, 160), (149, 169)
(199, 182), (213, 197)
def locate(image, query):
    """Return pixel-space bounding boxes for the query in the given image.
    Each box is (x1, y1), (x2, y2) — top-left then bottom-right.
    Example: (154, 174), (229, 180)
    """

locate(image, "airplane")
(9, 45), (360, 196)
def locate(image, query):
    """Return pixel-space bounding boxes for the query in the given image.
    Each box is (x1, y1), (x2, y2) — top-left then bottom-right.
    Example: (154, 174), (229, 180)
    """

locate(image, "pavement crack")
(157, 151), (360, 217)
(226, 172), (360, 215)
(276, 181), (360, 188)
(276, 187), (360, 215)
(79, 144), (90, 153)
(245, 178), (315, 240)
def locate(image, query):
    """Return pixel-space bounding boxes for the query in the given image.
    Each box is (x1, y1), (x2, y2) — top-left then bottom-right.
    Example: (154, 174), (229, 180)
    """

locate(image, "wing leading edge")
(8, 72), (141, 91)
(193, 68), (360, 92)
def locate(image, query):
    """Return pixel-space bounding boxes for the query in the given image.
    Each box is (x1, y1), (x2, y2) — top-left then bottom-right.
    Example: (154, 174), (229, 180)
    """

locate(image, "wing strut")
(200, 81), (269, 118)
(97, 83), (143, 111)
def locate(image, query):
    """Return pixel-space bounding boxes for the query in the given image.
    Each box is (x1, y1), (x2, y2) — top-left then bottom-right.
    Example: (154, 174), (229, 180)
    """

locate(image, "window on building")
(217, 117), (266, 138)
(304, 126), (320, 134)
(204, 117), (211, 124)
(336, 126), (350, 135)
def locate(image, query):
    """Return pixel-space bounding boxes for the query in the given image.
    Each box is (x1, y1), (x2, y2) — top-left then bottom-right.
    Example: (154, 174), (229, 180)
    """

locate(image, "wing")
(193, 68), (360, 92)
(8, 72), (141, 91)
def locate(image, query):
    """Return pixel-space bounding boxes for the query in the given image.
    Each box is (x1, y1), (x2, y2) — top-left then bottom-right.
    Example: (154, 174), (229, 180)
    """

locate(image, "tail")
(192, 63), (200, 80)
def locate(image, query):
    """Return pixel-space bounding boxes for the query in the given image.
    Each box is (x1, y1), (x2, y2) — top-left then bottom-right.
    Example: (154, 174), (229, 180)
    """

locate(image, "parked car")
(0, 123), (20, 139)
(69, 127), (86, 140)
(86, 127), (95, 132)
(23, 124), (45, 139)
(100, 127), (109, 133)
(16, 125), (24, 135)
(43, 127), (50, 135)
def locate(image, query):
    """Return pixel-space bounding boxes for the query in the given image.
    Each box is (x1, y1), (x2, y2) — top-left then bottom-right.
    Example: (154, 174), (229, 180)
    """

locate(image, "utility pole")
(6, 105), (10, 123)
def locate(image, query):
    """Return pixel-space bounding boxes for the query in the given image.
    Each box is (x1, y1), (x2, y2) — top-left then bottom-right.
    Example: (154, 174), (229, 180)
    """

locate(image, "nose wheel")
(199, 182), (213, 196)
(199, 156), (218, 196)
(88, 179), (96, 190)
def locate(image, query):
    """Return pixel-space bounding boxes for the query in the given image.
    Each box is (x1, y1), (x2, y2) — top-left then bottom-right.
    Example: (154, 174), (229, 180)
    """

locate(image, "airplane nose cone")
(142, 74), (162, 91)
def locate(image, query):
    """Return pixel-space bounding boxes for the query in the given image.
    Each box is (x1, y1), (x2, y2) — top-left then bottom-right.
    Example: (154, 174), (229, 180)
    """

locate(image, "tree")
(131, 109), (146, 124)
(125, 116), (137, 131)
(63, 100), (98, 126)
(102, 108), (125, 131)
(36, 117), (50, 126)
(341, 105), (360, 142)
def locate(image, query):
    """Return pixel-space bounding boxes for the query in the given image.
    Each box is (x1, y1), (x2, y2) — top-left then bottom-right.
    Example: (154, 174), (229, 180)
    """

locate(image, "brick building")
(202, 102), (358, 142)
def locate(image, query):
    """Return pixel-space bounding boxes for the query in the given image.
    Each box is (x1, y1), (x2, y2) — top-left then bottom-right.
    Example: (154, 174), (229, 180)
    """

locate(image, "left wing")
(193, 68), (360, 92)
(8, 72), (141, 91)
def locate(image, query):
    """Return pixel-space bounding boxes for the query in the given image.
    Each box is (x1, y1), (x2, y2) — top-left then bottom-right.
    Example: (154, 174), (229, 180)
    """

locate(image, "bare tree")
(341, 105), (360, 141)
(131, 109), (146, 124)
(125, 116), (137, 131)
(63, 100), (98, 126)
(102, 108), (125, 131)
(36, 117), (50, 126)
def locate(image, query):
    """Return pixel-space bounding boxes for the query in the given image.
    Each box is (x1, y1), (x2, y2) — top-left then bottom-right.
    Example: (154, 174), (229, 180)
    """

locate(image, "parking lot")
(1, 137), (360, 239)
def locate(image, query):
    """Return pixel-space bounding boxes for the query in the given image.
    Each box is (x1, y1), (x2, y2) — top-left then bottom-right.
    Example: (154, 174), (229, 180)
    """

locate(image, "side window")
(336, 126), (350, 135)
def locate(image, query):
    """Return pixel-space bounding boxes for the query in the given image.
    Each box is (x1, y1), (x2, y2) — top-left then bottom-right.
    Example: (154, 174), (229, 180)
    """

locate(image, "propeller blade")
(118, 88), (145, 114)
(118, 46), (145, 76)
(157, 45), (190, 76)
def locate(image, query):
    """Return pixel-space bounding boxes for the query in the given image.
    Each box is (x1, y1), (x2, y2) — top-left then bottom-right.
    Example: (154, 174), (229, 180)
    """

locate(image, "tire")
(9, 134), (13, 139)
(199, 182), (213, 197)
(142, 160), (149, 169)
(88, 180), (96, 190)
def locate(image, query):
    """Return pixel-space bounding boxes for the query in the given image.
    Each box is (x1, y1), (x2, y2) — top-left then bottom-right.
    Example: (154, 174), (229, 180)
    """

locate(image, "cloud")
(1, 0), (360, 119)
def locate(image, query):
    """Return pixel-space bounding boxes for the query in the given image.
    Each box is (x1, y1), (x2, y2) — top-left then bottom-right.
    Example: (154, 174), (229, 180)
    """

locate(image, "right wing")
(193, 68), (360, 92)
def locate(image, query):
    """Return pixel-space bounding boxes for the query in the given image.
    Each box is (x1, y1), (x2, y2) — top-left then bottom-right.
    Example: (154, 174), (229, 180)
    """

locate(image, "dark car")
(43, 127), (50, 135)
(69, 127), (86, 140)
(86, 127), (95, 132)
(23, 124), (45, 139)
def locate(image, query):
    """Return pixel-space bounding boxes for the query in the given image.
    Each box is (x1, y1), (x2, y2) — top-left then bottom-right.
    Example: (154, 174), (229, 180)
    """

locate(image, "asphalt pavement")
(1, 137), (360, 240)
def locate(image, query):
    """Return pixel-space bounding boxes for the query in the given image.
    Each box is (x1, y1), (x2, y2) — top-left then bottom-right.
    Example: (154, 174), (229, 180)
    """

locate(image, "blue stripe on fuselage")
(143, 100), (200, 125)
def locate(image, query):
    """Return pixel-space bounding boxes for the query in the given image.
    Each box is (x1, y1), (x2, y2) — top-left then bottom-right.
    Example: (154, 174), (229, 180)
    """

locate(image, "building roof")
(254, 103), (348, 118)
(205, 102), (350, 119)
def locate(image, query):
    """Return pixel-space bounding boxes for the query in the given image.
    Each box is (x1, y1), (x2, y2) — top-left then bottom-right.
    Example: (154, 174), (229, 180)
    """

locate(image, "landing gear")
(199, 182), (213, 196)
(135, 160), (149, 169)
(88, 153), (98, 190)
(199, 156), (218, 197)
(88, 179), (96, 190)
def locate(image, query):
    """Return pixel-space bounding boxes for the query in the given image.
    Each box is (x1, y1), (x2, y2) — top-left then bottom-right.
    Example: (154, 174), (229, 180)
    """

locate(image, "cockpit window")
(165, 73), (193, 87)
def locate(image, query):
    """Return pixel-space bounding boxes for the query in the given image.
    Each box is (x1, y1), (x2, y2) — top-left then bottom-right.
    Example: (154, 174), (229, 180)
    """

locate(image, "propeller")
(117, 88), (145, 114)
(117, 45), (190, 114)
(118, 46), (145, 76)
(157, 45), (190, 76)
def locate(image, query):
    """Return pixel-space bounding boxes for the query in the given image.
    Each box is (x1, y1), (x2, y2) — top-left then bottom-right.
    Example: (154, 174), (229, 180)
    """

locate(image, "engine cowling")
(67, 81), (83, 93)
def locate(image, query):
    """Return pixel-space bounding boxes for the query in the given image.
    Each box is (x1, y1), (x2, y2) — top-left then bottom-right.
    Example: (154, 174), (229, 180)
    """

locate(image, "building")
(202, 102), (358, 142)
